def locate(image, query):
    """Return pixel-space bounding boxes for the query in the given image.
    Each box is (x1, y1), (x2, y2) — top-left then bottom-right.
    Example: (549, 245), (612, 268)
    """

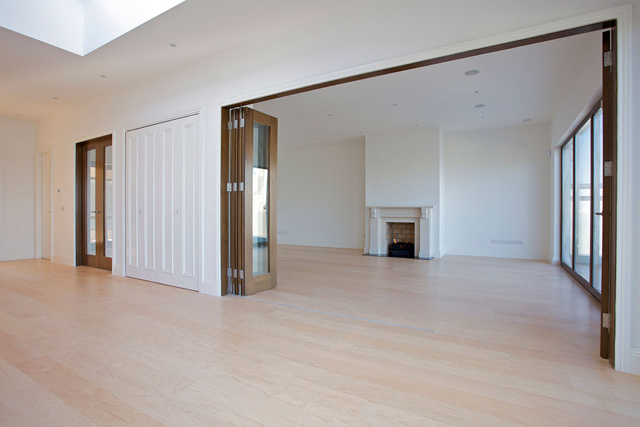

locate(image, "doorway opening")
(75, 135), (113, 271)
(221, 21), (618, 365)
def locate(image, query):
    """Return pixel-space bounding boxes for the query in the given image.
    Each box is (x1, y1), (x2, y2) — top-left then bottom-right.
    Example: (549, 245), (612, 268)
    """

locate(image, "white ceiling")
(0, 0), (186, 56)
(255, 31), (601, 150)
(0, 0), (364, 121)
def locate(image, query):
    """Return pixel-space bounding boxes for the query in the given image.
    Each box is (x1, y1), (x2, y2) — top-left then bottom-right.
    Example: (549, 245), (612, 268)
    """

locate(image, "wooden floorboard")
(1, 246), (639, 426)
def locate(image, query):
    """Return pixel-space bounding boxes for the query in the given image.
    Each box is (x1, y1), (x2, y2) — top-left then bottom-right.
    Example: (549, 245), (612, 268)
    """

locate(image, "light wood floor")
(1, 246), (639, 426)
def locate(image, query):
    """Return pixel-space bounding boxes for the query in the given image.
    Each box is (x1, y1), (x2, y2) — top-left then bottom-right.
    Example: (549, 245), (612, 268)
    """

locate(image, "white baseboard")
(200, 279), (220, 297)
(52, 254), (76, 266)
(112, 263), (125, 276)
(0, 251), (34, 261)
(279, 239), (363, 250)
(626, 349), (640, 375)
(445, 247), (549, 261)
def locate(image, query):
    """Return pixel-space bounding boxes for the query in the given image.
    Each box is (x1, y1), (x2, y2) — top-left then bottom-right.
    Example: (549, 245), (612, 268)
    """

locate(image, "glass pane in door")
(252, 123), (270, 276)
(592, 109), (604, 293)
(104, 146), (113, 258)
(561, 140), (574, 266)
(575, 120), (592, 282)
(86, 149), (97, 255)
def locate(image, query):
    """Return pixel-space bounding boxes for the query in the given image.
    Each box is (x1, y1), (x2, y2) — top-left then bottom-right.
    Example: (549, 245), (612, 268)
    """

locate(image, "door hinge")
(233, 182), (238, 191)
(227, 121), (233, 130)
(240, 118), (245, 128)
(233, 269), (238, 278)
(604, 51), (613, 67)
(239, 270), (244, 280)
(238, 182), (244, 192)
(226, 182), (232, 192)
(604, 161), (613, 177)
(603, 313), (611, 329)
(227, 268), (232, 277)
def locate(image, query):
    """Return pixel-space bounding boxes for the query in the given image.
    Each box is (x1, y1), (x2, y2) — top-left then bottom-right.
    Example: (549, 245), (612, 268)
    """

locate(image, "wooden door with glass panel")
(243, 109), (277, 295)
(223, 107), (277, 296)
(81, 136), (113, 271)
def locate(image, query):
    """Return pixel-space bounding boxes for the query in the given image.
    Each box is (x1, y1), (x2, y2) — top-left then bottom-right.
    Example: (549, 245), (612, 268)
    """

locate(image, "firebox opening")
(386, 222), (415, 259)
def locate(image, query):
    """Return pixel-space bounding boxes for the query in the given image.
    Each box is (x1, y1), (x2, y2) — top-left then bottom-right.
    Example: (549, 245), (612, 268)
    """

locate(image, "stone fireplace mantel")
(364, 206), (435, 259)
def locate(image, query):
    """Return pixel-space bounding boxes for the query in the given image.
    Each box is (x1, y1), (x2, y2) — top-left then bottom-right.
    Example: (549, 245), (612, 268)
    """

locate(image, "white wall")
(365, 127), (442, 256)
(30, 1), (639, 372)
(0, 117), (35, 261)
(278, 139), (365, 249)
(445, 124), (551, 260)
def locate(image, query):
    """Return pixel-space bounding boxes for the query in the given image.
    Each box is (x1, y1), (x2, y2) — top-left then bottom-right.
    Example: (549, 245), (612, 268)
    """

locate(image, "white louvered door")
(125, 115), (199, 291)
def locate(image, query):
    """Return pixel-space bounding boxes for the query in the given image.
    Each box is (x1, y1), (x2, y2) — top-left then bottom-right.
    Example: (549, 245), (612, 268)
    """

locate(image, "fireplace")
(386, 222), (415, 258)
(364, 206), (434, 259)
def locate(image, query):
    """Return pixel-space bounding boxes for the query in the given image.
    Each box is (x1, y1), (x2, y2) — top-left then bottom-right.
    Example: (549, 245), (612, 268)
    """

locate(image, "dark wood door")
(242, 108), (278, 295)
(600, 29), (617, 365)
(81, 136), (113, 271)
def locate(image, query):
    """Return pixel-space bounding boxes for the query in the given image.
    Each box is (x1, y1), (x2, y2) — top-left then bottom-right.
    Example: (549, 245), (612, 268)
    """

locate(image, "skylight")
(0, 0), (185, 56)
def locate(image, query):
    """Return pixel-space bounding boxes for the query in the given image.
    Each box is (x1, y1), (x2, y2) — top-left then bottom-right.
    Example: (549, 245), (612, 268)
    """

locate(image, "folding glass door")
(222, 107), (278, 296)
(560, 103), (603, 299)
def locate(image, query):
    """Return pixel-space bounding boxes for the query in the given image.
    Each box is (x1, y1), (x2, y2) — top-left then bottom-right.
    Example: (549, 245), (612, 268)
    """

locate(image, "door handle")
(595, 212), (603, 216)
(91, 210), (100, 214)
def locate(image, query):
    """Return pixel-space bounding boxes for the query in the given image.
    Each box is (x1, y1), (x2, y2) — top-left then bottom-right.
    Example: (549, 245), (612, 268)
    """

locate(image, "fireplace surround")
(364, 206), (434, 259)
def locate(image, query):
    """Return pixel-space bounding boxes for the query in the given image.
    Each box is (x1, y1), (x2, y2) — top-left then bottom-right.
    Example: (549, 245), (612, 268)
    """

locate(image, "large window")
(560, 102), (603, 299)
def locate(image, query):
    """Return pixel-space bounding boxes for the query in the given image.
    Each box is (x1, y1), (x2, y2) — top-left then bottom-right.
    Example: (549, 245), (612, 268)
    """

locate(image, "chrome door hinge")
(604, 51), (613, 67)
(603, 313), (611, 329)
(604, 161), (613, 177)
(238, 182), (244, 192)
(240, 118), (245, 128)
(227, 268), (232, 277)
(233, 269), (238, 278)
(227, 121), (233, 130)
(233, 182), (238, 191)
(239, 270), (244, 280)
(227, 183), (232, 192)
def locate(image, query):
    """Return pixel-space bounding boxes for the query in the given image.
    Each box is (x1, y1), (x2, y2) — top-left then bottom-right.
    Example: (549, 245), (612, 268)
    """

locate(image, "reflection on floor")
(1, 247), (639, 425)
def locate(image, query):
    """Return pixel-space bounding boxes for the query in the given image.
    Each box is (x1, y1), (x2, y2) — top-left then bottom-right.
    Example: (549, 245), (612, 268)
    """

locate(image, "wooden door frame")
(76, 135), (113, 270)
(220, 10), (632, 371)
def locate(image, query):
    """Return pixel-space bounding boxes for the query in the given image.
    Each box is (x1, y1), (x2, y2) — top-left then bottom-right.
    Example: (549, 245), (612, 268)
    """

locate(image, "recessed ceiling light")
(474, 91), (480, 94)
(523, 118), (531, 122)
(53, 96), (59, 99)
(474, 104), (486, 108)
(481, 116), (485, 119)
(100, 75), (107, 78)
(392, 104), (398, 107)
(169, 43), (177, 47)
(414, 124), (418, 127)
(16, 113), (21, 116)
(328, 114), (332, 117)
(465, 70), (480, 76)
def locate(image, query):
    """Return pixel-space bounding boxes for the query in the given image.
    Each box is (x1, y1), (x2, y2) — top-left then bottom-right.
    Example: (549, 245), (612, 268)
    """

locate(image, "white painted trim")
(34, 146), (54, 262)
(218, 5), (635, 372)
(446, 248), (552, 261)
(0, 251), (36, 262)
(201, 279), (218, 296)
(51, 253), (75, 266)
(613, 4), (633, 375)
(278, 241), (364, 250)
(628, 349), (640, 374)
